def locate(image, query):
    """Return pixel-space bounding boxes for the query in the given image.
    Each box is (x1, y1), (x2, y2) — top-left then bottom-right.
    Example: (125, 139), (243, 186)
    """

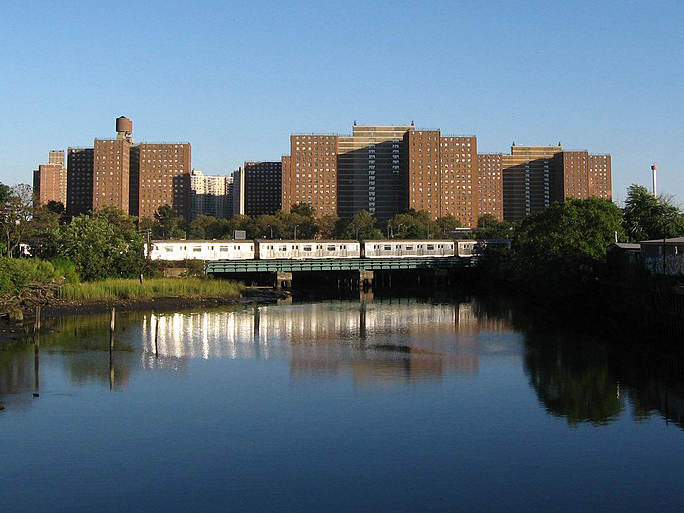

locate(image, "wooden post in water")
(109, 307), (116, 352)
(154, 313), (159, 356)
(33, 305), (41, 350)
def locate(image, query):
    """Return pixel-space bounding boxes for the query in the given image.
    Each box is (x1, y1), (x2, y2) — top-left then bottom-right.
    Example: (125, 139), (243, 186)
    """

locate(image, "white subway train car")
(362, 240), (455, 258)
(256, 240), (361, 260)
(146, 240), (255, 261)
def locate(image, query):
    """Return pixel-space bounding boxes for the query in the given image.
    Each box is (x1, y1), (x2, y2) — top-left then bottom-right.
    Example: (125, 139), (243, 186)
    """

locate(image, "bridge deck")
(205, 256), (481, 273)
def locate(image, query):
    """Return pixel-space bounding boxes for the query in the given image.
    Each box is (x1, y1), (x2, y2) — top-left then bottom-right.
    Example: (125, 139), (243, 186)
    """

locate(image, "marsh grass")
(59, 278), (242, 301)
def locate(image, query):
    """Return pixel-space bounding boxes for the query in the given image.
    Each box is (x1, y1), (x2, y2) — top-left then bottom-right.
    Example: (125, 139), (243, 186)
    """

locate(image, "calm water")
(2, 295), (684, 512)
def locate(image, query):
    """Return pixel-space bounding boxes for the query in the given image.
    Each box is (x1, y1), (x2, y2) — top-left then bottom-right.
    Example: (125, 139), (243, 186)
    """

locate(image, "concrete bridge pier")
(359, 270), (374, 290)
(274, 271), (293, 289)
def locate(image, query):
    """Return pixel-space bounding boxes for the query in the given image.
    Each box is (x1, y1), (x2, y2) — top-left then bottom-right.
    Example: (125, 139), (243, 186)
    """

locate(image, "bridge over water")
(205, 255), (484, 288)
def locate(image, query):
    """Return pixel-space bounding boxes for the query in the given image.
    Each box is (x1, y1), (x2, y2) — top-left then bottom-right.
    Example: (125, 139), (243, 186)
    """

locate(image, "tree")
(290, 203), (315, 218)
(342, 210), (383, 240)
(434, 215), (462, 238)
(623, 184), (684, 242)
(476, 215), (515, 240)
(187, 215), (228, 240)
(513, 197), (625, 296)
(317, 213), (340, 239)
(388, 210), (432, 239)
(0, 184), (33, 256)
(54, 214), (145, 281)
(153, 205), (185, 239)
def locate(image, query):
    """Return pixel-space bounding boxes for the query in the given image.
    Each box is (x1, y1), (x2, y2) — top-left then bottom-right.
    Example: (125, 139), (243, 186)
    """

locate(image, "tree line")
(0, 181), (682, 289)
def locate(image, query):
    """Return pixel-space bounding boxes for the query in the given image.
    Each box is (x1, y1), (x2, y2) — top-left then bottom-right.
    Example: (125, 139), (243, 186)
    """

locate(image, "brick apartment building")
(33, 149), (67, 206)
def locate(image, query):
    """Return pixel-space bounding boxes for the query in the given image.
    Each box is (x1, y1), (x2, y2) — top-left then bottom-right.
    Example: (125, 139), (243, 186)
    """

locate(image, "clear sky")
(2, 0), (682, 205)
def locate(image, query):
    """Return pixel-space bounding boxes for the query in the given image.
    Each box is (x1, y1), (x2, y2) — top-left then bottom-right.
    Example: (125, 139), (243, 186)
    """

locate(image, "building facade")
(189, 170), (235, 219)
(282, 135), (338, 217)
(405, 130), (478, 226)
(477, 153), (504, 221)
(33, 162), (67, 206)
(136, 142), (191, 220)
(243, 161), (282, 217)
(337, 125), (412, 220)
(66, 147), (94, 216)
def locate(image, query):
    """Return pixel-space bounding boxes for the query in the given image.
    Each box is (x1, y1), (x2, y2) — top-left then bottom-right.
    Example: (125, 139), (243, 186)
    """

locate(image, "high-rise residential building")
(477, 153), (504, 221)
(48, 149), (65, 166)
(33, 150), (67, 207)
(282, 134), (338, 217)
(553, 150), (612, 201)
(502, 145), (560, 222)
(93, 117), (134, 213)
(189, 170), (235, 219)
(66, 147), (94, 216)
(338, 125), (412, 220)
(405, 130), (478, 226)
(136, 142), (191, 220)
(242, 161), (282, 216)
(502, 145), (612, 222)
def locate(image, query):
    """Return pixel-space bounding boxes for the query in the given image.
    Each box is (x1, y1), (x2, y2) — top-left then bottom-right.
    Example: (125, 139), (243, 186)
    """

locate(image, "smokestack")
(651, 164), (657, 197)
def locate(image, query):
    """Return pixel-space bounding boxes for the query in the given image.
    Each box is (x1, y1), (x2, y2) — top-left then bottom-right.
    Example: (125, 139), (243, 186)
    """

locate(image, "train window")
(384, 245), (392, 251)
(342, 245), (346, 249)
(193, 246), (202, 252)
(427, 245), (434, 250)
(303, 246), (312, 251)
(220, 246), (229, 251)
(406, 245), (413, 250)
(165, 246), (173, 252)
(210, 246), (214, 250)
(327, 245), (336, 251)
(279, 246), (287, 251)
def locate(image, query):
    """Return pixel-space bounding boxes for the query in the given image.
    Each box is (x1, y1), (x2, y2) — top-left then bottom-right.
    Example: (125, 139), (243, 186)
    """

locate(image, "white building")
(188, 170), (235, 219)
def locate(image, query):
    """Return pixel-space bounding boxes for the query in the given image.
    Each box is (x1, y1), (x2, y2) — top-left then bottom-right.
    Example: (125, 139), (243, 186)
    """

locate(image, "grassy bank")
(59, 278), (243, 301)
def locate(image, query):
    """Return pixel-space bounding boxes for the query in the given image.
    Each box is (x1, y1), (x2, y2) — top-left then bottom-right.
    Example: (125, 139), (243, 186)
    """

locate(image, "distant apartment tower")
(136, 142), (191, 220)
(405, 130), (478, 226)
(66, 148), (94, 216)
(502, 145), (612, 222)
(282, 135), (338, 216)
(189, 170), (234, 219)
(477, 153), (504, 221)
(241, 161), (282, 216)
(93, 117), (134, 213)
(33, 150), (66, 206)
(337, 125), (412, 220)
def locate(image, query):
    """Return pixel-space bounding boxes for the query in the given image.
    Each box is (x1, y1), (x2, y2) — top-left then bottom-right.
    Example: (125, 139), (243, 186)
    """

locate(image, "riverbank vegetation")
(0, 177), (682, 310)
(59, 278), (242, 301)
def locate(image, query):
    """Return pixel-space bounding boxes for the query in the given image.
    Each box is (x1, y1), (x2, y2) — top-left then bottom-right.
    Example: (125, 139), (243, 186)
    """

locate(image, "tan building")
(136, 142), (191, 220)
(502, 145), (612, 222)
(33, 153), (67, 207)
(477, 154), (504, 221)
(93, 118), (134, 213)
(337, 124), (412, 220)
(405, 130), (478, 226)
(282, 134), (338, 216)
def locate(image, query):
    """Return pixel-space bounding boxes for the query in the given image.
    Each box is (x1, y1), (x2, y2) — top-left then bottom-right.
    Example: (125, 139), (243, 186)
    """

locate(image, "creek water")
(1, 294), (683, 512)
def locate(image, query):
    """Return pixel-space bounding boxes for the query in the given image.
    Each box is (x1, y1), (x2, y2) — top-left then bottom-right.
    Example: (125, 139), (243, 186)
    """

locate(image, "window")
(303, 246), (312, 252)
(327, 245), (336, 251)
(193, 246), (202, 252)
(427, 245), (434, 250)
(220, 246), (229, 252)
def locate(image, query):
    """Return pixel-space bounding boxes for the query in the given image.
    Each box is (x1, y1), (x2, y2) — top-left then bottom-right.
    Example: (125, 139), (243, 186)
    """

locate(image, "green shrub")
(52, 257), (80, 284)
(0, 257), (58, 297)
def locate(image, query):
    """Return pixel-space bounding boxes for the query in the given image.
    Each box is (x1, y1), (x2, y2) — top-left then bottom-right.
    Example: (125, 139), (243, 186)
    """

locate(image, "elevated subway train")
(146, 239), (510, 262)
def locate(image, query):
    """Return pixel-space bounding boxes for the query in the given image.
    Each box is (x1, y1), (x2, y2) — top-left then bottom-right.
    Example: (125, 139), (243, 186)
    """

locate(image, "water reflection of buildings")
(141, 299), (516, 386)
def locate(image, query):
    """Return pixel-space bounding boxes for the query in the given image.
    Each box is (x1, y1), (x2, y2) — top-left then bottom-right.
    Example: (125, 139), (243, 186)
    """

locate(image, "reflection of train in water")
(145, 239), (511, 262)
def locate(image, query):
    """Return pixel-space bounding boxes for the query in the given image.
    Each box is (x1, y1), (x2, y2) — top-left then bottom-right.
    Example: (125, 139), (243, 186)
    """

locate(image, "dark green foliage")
(476, 215), (515, 240)
(341, 210), (383, 240)
(50, 209), (145, 281)
(623, 184), (684, 241)
(0, 257), (58, 297)
(512, 198), (625, 297)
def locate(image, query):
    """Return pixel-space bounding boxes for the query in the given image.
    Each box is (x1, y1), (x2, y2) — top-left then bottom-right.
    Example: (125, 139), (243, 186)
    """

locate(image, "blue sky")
(1, 0), (682, 205)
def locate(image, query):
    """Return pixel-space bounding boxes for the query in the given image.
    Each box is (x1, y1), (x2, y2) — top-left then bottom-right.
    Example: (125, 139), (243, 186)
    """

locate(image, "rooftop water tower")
(116, 116), (133, 142)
